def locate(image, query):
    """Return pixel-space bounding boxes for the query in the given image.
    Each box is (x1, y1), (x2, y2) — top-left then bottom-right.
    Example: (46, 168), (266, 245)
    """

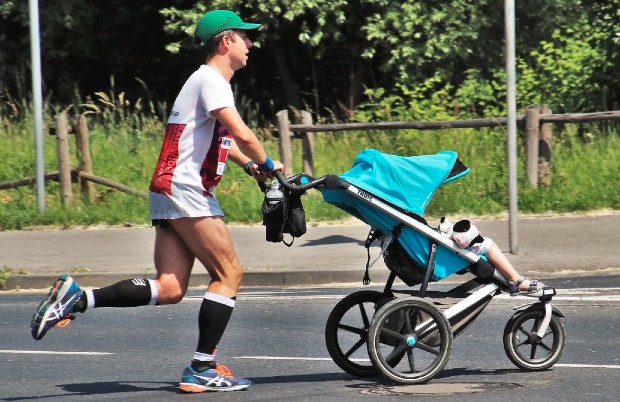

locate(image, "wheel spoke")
(403, 308), (418, 333)
(337, 323), (365, 336)
(415, 341), (440, 355)
(537, 329), (554, 352)
(515, 336), (530, 347)
(380, 326), (403, 343)
(386, 344), (407, 363)
(344, 338), (367, 358)
(529, 343), (538, 359)
(517, 325), (535, 341)
(406, 347), (415, 372)
(537, 341), (552, 352)
(358, 303), (371, 328)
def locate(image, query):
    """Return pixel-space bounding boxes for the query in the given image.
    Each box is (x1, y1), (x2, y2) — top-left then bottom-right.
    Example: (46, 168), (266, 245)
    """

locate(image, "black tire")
(368, 297), (452, 384)
(503, 309), (566, 371)
(325, 290), (399, 377)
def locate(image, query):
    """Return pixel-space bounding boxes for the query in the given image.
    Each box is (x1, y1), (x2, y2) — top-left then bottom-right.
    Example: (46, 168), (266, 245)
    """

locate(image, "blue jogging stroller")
(265, 149), (566, 385)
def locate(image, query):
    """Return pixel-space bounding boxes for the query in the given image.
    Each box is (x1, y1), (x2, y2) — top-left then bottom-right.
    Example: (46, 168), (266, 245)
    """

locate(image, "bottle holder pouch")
(262, 191), (307, 245)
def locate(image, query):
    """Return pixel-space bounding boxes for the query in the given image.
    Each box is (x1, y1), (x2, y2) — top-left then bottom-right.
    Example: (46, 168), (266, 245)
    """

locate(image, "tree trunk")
(270, 43), (302, 111)
(347, 60), (369, 117)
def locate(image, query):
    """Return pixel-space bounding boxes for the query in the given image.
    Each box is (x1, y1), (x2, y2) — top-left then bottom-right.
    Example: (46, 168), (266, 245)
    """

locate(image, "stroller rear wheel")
(325, 290), (402, 377)
(503, 309), (566, 370)
(368, 297), (452, 384)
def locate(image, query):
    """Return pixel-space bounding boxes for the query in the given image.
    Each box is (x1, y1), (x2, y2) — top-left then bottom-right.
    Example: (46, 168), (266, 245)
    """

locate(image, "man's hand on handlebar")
(250, 160), (284, 181)
(268, 160), (284, 177)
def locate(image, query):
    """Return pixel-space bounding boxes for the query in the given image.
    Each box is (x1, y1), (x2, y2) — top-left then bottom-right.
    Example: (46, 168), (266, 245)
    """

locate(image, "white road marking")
(185, 294), (342, 301)
(0, 349), (114, 355)
(3, 351), (615, 370)
(231, 356), (620, 369)
(555, 363), (620, 369)
(221, 287), (620, 303)
(233, 356), (334, 361)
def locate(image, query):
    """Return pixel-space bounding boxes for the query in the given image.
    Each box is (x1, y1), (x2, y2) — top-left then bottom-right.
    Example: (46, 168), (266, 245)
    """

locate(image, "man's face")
(229, 30), (252, 70)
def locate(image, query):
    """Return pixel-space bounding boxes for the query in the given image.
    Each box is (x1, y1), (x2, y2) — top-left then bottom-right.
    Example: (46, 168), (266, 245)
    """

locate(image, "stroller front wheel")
(503, 309), (566, 371)
(368, 297), (453, 384)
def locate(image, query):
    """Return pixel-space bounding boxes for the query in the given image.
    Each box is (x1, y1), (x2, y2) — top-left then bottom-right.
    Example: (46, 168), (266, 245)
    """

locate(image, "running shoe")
(31, 274), (82, 340)
(179, 365), (251, 392)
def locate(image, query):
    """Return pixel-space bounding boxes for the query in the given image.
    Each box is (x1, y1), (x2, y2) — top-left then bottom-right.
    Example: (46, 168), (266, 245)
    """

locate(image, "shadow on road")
(2, 381), (178, 401)
(301, 235), (365, 247)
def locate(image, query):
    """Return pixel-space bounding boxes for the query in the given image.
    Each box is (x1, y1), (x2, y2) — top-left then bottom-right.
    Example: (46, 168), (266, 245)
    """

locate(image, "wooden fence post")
(300, 110), (314, 176)
(74, 114), (96, 200)
(276, 109), (293, 177)
(525, 105), (539, 187)
(538, 105), (552, 186)
(54, 111), (73, 206)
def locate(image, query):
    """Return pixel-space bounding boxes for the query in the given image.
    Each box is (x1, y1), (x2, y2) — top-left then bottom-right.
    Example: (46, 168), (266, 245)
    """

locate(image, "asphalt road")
(1, 276), (619, 401)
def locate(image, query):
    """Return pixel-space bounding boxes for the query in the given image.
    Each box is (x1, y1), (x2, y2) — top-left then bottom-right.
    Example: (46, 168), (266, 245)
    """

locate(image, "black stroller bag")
(262, 190), (307, 244)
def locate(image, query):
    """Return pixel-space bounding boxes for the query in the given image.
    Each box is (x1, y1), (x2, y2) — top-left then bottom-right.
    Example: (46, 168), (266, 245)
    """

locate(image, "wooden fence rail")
(0, 111), (146, 205)
(276, 108), (620, 187)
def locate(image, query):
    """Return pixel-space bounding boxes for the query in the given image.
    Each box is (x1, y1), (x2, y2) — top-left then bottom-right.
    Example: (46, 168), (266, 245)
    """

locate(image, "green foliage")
(0, 266), (12, 289)
(2, 0), (619, 121)
(378, 9), (614, 120)
(517, 22), (611, 112)
(362, 1), (489, 79)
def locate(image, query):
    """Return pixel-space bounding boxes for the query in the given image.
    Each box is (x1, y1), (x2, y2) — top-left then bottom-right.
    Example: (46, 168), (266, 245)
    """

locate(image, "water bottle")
(265, 179), (284, 206)
(263, 179), (285, 242)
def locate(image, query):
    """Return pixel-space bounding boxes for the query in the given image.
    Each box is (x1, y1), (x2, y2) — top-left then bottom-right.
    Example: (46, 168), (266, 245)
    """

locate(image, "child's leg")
(485, 242), (544, 290)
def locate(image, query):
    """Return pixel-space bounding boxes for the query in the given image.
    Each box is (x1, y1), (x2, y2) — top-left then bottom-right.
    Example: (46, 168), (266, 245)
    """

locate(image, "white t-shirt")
(148, 65), (235, 219)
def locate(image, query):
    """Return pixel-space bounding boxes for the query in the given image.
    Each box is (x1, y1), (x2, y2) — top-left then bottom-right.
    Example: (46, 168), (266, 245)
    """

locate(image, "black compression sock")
(91, 278), (158, 308)
(195, 292), (236, 355)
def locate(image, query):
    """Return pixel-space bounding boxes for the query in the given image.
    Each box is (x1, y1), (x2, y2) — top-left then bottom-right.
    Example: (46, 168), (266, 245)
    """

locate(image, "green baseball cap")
(195, 10), (261, 45)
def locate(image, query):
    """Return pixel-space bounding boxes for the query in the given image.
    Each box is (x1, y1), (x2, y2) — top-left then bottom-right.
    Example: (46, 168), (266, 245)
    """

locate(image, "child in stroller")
(437, 216), (546, 297)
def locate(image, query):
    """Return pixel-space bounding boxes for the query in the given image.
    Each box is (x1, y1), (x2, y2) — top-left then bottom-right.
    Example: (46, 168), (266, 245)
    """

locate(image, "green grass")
(0, 267), (12, 289)
(0, 111), (618, 230)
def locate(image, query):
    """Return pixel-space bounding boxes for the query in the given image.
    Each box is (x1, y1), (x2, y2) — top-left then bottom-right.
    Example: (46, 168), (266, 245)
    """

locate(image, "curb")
(3, 270), (393, 292)
(4, 268), (619, 293)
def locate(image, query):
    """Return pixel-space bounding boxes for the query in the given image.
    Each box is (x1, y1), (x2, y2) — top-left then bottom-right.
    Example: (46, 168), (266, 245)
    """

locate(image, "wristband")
(257, 156), (275, 172)
(243, 160), (255, 176)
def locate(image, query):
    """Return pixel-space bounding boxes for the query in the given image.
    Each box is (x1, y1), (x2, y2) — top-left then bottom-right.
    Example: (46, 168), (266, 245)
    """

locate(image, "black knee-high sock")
(83, 278), (159, 309)
(192, 292), (235, 371)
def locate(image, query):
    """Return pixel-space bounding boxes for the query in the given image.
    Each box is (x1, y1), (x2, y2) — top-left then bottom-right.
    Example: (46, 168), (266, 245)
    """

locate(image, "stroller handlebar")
(272, 170), (327, 194)
(256, 171), (348, 194)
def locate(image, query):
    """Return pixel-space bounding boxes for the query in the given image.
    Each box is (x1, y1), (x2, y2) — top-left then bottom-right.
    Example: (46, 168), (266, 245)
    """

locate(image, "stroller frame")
(270, 152), (566, 384)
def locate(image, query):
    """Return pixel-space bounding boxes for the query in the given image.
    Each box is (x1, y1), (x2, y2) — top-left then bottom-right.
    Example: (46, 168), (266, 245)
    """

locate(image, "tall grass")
(0, 103), (618, 230)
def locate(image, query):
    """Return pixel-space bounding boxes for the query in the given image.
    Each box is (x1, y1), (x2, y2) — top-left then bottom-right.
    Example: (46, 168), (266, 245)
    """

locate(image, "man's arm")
(228, 140), (250, 167)
(214, 107), (281, 172)
(226, 122), (280, 180)
(228, 140), (260, 178)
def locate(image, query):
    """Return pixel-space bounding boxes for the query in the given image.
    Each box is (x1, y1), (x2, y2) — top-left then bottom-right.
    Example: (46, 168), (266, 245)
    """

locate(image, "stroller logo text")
(357, 189), (373, 201)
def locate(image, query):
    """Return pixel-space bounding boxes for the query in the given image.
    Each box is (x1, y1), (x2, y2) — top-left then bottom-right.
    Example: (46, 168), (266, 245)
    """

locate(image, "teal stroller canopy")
(320, 149), (471, 280)
(325, 149), (469, 217)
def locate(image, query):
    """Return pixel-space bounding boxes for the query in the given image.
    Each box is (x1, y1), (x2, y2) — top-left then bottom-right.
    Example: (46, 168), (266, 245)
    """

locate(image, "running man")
(31, 9), (282, 393)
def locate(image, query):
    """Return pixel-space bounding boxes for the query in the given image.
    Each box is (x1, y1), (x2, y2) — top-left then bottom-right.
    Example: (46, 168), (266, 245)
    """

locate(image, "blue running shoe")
(31, 274), (83, 340)
(179, 365), (251, 392)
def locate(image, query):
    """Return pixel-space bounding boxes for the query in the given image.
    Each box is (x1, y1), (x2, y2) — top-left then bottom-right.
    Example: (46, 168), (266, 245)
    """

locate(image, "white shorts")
(148, 191), (224, 220)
